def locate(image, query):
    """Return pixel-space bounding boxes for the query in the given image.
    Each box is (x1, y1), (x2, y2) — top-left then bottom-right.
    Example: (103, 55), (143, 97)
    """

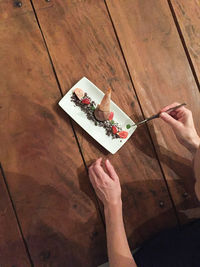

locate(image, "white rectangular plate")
(59, 77), (137, 154)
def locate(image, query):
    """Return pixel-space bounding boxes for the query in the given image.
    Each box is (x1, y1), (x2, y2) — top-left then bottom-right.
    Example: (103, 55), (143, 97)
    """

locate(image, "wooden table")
(0, 0), (199, 266)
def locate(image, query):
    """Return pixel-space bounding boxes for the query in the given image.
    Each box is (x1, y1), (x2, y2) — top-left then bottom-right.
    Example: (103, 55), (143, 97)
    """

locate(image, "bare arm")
(104, 202), (137, 267)
(160, 102), (200, 155)
(160, 103), (200, 200)
(89, 158), (137, 267)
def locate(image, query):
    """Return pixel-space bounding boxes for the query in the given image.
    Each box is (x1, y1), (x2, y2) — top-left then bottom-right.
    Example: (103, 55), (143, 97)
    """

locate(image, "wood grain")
(0, 1), (107, 266)
(32, 0), (180, 250)
(106, 0), (200, 223)
(0, 166), (30, 266)
(0, 0), (32, 20)
(170, 0), (200, 84)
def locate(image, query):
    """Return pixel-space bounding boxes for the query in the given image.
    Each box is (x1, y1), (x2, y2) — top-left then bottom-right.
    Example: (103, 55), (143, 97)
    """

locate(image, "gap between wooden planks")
(106, 0), (200, 225)
(0, 165), (31, 266)
(31, 0), (180, 252)
(0, 0), (107, 266)
(169, 0), (200, 90)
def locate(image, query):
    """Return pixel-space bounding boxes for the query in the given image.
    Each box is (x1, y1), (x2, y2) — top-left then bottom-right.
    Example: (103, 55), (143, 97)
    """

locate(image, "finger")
(93, 157), (102, 168)
(105, 159), (119, 181)
(90, 176), (96, 190)
(170, 110), (177, 117)
(169, 110), (180, 120)
(88, 166), (98, 181)
(89, 158), (101, 169)
(160, 102), (181, 113)
(93, 168), (109, 183)
(89, 158), (103, 178)
(160, 112), (181, 129)
(92, 162), (109, 182)
(171, 106), (191, 120)
(88, 167), (98, 188)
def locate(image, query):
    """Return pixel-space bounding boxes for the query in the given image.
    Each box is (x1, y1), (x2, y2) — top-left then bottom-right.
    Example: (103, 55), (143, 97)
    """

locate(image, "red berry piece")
(81, 98), (90, 105)
(108, 112), (114, 121)
(117, 131), (128, 139)
(112, 126), (118, 134)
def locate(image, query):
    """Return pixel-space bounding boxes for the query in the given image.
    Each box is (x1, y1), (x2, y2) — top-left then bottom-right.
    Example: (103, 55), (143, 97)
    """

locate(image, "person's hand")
(89, 158), (122, 208)
(159, 102), (200, 154)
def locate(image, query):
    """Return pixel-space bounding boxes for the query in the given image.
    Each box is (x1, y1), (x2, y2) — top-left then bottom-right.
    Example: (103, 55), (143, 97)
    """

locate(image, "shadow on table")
(77, 164), (105, 218)
(2, 171), (107, 267)
(133, 122), (199, 210)
(77, 163), (184, 255)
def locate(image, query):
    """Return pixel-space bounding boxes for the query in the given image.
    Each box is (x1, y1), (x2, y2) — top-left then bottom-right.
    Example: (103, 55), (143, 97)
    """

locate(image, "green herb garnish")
(110, 120), (115, 125)
(90, 106), (95, 111)
(126, 124), (131, 129)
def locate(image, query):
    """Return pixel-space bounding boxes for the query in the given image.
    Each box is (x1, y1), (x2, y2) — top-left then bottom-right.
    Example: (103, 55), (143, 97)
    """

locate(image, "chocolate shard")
(94, 88), (111, 121)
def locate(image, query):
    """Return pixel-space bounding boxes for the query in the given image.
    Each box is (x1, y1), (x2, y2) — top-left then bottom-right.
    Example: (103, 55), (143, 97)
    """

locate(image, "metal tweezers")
(133, 103), (186, 127)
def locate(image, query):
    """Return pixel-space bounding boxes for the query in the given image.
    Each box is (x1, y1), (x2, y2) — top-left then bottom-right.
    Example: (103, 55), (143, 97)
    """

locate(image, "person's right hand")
(159, 102), (200, 154)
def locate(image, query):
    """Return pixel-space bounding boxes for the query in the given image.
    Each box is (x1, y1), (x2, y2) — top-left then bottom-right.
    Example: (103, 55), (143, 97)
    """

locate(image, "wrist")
(188, 135), (200, 155)
(104, 200), (122, 217)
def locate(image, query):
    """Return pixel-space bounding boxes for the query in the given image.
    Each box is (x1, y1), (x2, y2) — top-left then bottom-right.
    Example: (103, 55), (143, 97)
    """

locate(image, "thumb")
(105, 159), (119, 181)
(160, 112), (180, 129)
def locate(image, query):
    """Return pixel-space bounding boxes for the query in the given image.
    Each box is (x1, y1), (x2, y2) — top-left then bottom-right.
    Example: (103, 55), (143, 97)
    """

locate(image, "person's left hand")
(89, 158), (122, 207)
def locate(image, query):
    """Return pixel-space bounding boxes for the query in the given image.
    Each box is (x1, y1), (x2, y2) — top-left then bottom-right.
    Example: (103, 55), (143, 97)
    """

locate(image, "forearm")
(104, 202), (137, 267)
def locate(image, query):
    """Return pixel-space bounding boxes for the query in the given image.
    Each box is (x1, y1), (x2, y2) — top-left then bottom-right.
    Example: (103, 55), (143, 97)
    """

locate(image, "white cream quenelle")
(94, 88), (111, 121)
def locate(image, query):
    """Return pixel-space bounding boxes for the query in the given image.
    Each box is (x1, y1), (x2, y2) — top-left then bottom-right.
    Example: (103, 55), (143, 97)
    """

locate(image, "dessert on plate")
(71, 87), (128, 139)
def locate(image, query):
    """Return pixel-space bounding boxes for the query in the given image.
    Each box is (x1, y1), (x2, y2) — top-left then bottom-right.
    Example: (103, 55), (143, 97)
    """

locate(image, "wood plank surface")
(170, 0), (200, 84)
(0, 1), (107, 266)
(106, 0), (200, 223)
(32, 0), (180, 250)
(0, 165), (30, 266)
